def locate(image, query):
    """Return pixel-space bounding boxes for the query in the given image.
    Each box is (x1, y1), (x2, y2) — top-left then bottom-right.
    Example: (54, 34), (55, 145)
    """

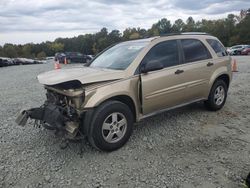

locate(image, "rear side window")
(206, 39), (228, 57)
(181, 39), (211, 63)
(143, 40), (179, 68)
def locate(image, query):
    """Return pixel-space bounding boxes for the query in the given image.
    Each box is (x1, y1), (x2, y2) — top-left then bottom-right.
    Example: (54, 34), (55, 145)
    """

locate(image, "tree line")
(0, 9), (249, 59)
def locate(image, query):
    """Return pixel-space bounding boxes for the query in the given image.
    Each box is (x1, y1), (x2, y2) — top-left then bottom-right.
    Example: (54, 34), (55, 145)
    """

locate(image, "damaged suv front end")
(16, 80), (85, 138)
(15, 38), (159, 151)
(15, 61), (128, 140)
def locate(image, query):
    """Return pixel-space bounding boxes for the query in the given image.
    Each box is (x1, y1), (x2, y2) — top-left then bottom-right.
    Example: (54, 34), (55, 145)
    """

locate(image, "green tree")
(37, 51), (46, 59)
(129, 32), (140, 39)
(50, 42), (64, 54)
(235, 12), (250, 44)
(151, 18), (172, 35)
(3, 44), (18, 58)
(172, 19), (185, 32)
(123, 28), (138, 40)
(109, 30), (122, 43)
(0, 46), (3, 57)
(78, 34), (95, 54)
(93, 28), (110, 53)
(137, 28), (147, 38)
(22, 44), (32, 58)
(183, 17), (196, 31)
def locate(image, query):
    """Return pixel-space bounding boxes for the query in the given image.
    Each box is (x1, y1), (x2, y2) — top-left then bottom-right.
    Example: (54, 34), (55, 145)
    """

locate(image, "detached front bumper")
(16, 104), (65, 127)
(15, 104), (79, 137)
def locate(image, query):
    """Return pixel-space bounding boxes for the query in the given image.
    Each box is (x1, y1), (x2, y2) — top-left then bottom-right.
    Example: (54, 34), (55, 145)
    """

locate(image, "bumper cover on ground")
(15, 104), (66, 129)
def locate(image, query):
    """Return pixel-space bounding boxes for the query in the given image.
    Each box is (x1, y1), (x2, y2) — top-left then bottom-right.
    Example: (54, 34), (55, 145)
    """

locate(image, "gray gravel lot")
(0, 57), (250, 188)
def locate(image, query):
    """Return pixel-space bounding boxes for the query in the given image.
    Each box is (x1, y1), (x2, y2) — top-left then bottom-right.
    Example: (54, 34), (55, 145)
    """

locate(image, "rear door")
(178, 39), (214, 101)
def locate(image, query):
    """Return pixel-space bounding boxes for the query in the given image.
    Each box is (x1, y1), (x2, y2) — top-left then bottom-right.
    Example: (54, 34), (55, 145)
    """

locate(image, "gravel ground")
(0, 57), (250, 188)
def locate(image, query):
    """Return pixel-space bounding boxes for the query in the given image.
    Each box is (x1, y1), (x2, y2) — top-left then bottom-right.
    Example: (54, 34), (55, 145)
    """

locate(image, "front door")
(140, 40), (189, 115)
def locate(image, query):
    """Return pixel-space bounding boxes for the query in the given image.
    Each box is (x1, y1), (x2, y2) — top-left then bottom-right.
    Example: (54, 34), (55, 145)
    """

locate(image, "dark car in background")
(54, 52), (65, 62)
(55, 52), (92, 64)
(0, 57), (14, 67)
(241, 45), (250, 55)
(0, 57), (43, 68)
(65, 52), (86, 64)
(14, 58), (43, 65)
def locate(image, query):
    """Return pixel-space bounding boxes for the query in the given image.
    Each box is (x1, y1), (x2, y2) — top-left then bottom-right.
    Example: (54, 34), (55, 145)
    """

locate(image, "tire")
(204, 79), (228, 111)
(87, 100), (133, 152)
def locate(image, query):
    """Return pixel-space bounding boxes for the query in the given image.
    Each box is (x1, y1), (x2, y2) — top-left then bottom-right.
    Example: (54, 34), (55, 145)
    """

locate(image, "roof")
(122, 32), (211, 44)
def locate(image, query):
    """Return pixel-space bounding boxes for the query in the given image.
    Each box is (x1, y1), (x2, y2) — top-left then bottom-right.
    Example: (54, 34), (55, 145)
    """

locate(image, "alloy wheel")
(102, 112), (127, 143)
(214, 86), (225, 106)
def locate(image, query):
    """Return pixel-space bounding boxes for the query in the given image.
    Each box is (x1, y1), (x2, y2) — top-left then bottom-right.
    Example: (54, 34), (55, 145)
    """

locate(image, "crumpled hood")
(37, 66), (126, 85)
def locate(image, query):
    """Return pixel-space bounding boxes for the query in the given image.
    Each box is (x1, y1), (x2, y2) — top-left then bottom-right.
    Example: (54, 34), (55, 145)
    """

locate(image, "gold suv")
(16, 33), (232, 151)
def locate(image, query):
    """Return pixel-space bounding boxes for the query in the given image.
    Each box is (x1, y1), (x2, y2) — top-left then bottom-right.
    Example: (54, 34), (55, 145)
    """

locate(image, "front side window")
(181, 39), (211, 63)
(89, 41), (148, 70)
(206, 39), (227, 57)
(142, 40), (179, 68)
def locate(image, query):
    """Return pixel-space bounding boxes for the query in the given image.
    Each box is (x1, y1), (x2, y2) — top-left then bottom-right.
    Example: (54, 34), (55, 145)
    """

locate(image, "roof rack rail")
(181, 32), (209, 35)
(160, 32), (210, 37)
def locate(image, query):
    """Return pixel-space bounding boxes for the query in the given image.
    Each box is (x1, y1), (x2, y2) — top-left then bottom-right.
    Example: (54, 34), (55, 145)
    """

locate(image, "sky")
(0, 0), (250, 45)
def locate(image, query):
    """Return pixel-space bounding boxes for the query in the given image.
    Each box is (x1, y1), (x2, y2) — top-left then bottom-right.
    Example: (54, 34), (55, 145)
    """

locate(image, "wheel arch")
(209, 64), (231, 88)
(99, 95), (137, 122)
(82, 94), (137, 138)
(211, 73), (230, 89)
(206, 68), (231, 97)
(215, 74), (230, 89)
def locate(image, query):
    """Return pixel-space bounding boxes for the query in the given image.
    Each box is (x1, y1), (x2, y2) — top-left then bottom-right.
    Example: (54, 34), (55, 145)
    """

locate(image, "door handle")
(207, 62), (214, 67)
(175, 69), (184, 74)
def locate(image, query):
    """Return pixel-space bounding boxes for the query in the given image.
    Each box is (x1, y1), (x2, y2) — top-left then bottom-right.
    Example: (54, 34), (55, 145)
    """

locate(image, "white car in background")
(227, 45), (248, 55)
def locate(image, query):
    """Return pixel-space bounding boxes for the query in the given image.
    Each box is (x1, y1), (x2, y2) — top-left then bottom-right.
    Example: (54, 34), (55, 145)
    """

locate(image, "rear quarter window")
(206, 39), (228, 57)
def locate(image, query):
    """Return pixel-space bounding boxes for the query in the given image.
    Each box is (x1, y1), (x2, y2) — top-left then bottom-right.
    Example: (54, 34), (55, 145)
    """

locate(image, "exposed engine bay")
(16, 81), (86, 139)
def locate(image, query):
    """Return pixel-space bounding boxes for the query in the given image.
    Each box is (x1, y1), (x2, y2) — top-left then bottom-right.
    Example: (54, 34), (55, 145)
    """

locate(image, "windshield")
(89, 41), (148, 70)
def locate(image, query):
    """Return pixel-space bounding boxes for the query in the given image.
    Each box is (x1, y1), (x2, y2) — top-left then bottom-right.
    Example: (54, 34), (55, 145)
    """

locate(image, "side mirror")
(141, 60), (164, 73)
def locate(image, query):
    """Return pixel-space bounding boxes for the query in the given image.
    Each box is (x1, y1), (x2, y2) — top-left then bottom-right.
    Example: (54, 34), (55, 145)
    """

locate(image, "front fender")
(83, 77), (140, 119)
